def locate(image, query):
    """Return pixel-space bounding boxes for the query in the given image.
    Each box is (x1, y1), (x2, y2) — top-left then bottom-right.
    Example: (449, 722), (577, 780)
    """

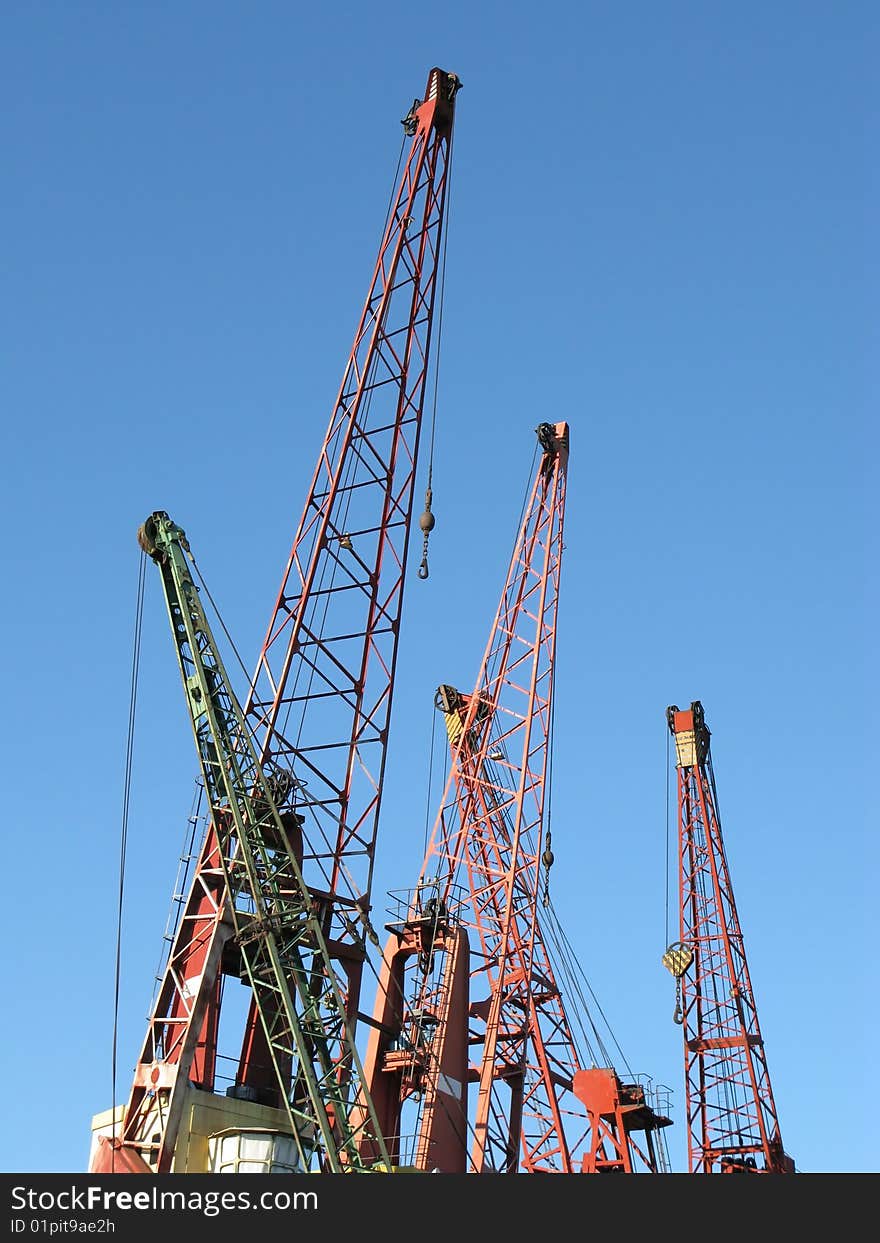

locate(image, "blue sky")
(1, 2), (875, 1175)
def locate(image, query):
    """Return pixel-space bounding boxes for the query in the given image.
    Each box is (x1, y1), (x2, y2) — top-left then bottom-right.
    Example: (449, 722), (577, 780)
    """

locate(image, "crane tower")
(664, 701), (795, 1174)
(358, 424), (672, 1173)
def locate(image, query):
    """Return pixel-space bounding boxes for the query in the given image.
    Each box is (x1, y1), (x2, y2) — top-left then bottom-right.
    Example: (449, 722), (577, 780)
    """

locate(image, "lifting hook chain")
(541, 830), (554, 908)
(418, 483), (435, 580)
(661, 941), (694, 1025)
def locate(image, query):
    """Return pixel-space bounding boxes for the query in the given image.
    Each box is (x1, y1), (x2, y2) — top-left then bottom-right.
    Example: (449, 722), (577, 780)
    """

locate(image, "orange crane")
(89, 66), (461, 1175)
(664, 701), (795, 1173)
(357, 423), (673, 1172)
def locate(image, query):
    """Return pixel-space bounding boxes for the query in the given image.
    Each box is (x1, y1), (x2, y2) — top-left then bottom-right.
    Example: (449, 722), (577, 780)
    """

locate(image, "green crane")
(137, 510), (391, 1173)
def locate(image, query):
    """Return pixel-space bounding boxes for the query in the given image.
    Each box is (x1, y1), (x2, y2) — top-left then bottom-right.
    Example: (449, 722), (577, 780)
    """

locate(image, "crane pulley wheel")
(662, 941), (693, 979)
(662, 941), (693, 1026)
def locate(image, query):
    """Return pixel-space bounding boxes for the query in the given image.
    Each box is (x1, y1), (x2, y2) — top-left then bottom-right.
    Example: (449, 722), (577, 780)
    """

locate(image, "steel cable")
(111, 548), (147, 1169)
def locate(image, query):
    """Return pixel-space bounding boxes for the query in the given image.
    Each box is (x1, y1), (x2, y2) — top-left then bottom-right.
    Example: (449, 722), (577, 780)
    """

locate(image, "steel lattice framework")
(99, 68), (461, 1174)
(666, 701), (795, 1174)
(129, 512), (388, 1172)
(361, 424), (670, 1173)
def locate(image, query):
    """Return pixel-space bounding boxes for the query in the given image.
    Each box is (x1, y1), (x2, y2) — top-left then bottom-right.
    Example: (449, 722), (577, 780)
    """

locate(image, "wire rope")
(665, 724), (671, 945)
(111, 549), (147, 1168)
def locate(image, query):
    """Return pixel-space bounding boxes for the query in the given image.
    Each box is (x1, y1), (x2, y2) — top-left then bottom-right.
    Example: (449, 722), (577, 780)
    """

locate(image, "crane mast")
(360, 424), (671, 1172)
(664, 701), (795, 1174)
(91, 67), (460, 1174)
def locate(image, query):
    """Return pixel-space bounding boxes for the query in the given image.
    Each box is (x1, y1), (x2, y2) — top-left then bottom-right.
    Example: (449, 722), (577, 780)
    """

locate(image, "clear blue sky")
(2, 1), (875, 1175)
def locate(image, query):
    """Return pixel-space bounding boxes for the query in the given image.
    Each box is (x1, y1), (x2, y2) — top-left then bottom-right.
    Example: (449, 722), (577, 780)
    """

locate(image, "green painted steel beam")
(138, 510), (391, 1174)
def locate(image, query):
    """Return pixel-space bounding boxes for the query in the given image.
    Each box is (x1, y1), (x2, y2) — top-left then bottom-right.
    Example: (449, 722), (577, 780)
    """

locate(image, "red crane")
(91, 66), (461, 1174)
(358, 423), (672, 1173)
(664, 701), (795, 1174)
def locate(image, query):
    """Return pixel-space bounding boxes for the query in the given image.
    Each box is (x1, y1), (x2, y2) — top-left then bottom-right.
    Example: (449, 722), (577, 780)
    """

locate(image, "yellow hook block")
(662, 941), (694, 979)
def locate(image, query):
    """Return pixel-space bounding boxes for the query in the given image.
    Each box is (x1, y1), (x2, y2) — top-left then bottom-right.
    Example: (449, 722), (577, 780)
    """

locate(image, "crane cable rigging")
(111, 549), (147, 1170)
(541, 897), (635, 1079)
(417, 118), (455, 581)
(662, 719), (691, 1024)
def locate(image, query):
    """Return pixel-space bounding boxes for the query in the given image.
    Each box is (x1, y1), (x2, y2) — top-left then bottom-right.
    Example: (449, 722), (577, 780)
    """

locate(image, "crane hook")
(541, 832), (554, 907)
(417, 484), (435, 581)
(662, 940), (693, 1026)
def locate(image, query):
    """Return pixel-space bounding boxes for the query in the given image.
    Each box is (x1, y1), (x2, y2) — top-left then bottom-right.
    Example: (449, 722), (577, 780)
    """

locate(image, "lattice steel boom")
(360, 424), (671, 1173)
(92, 67), (461, 1174)
(664, 701), (795, 1174)
(137, 512), (388, 1171)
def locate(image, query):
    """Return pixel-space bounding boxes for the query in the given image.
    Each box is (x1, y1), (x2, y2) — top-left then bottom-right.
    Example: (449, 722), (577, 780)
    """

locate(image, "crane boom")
(136, 511), (389, 1171)
(90, 67), (461, 1174)
(243, 66), (461, 943)
(359, 424), (671, 1173)
(665, 701), (795, 1174)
